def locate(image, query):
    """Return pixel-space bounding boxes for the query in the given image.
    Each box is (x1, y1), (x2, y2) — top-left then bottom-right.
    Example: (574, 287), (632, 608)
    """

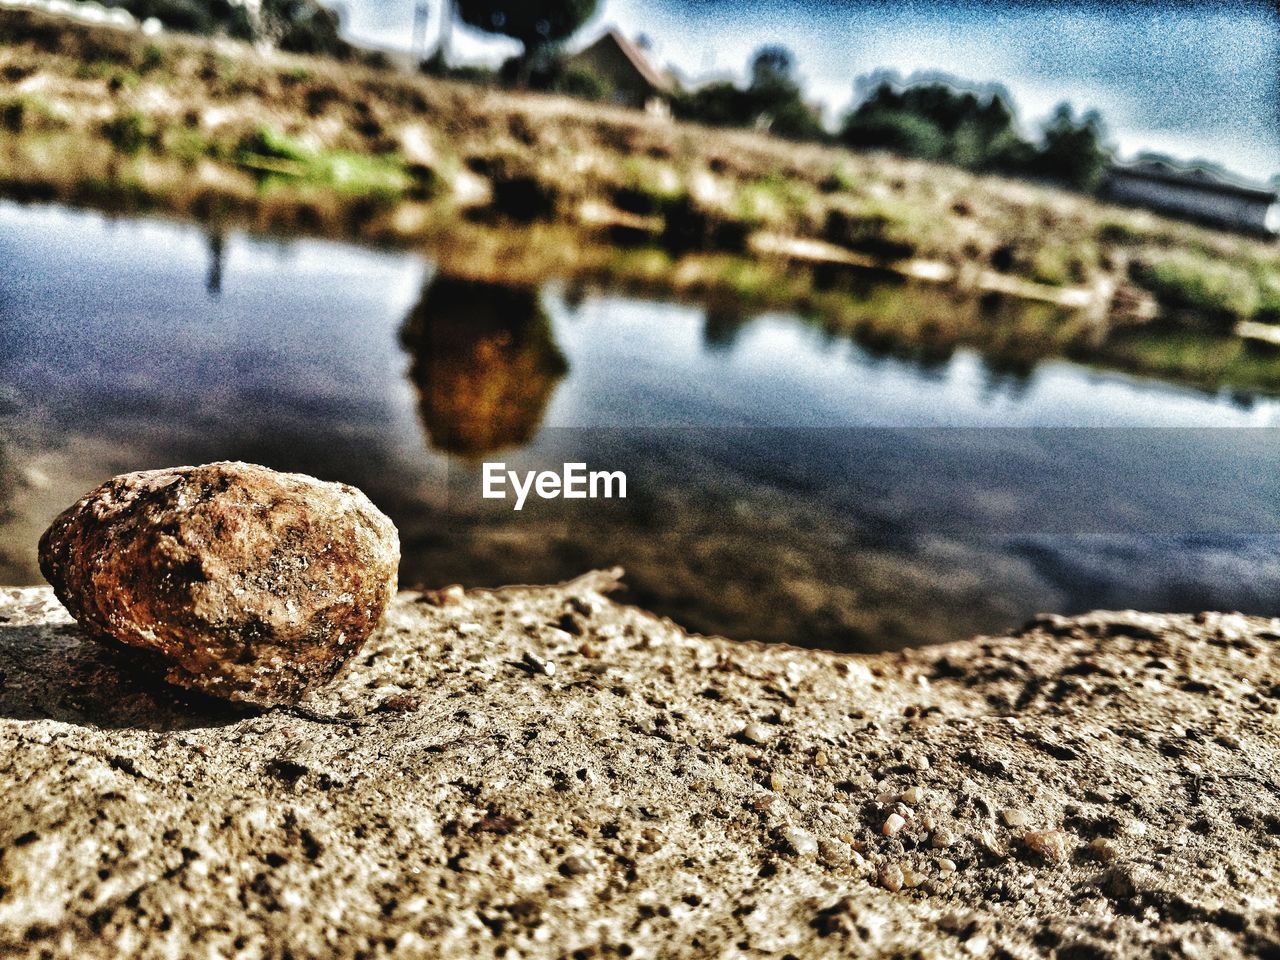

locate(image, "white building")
(1102, 159), (1280, 237)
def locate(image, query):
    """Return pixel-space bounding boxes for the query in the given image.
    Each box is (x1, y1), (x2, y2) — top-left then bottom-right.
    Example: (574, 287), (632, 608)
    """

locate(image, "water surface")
(3, 201), (1278, 648)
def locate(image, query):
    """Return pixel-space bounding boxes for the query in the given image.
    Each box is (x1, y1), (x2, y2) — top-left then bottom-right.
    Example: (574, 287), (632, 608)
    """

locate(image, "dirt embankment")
(0, 572), (1277, 958)
(2, 6), (1280, 388)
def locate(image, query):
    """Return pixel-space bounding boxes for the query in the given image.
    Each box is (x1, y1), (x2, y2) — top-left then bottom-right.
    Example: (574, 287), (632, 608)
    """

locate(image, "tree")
(840, 78), (1032, 172)
(841, 107), (948, 160)
(747, 45), (824, 140)
(455, 0), (598, 85)
(675, 45), (824, 142)
(259, 0), (351, 56)
(749, 45), (796, 95)
(1034, 103), (1108, 191)
(675, 80), (751, 127)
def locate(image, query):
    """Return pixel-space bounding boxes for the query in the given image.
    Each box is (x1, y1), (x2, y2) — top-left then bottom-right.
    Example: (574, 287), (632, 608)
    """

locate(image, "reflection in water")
(4, 203), (1280, 651)
(702, 304), (749, 353)
(400, 275), (568, 457)
(205, 230), (225, 298)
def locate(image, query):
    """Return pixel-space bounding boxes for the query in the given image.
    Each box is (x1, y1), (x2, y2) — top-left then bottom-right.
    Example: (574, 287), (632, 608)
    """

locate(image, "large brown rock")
(38, 462), (399, 706)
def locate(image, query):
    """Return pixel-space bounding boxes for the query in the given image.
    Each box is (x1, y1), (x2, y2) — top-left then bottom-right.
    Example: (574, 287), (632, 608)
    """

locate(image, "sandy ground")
(0, 572), (1277, 958)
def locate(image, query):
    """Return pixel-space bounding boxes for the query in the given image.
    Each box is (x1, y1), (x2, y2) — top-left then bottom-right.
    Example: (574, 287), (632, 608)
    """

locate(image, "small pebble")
(901, 786), (923, 805)
(930, 828), (957, 849)
(781, 827), (818, 857)
(883, 813), (907, 837)
(817, 838), (851, 864)
(1088, 838), (1119, 863)
(879, 863), (905, 892)
(1021, 830), (1073, 863)
(559, 855), (591, 877)
(740, 722), (773, 745)
(978, 830), (1005, 857)
(522, 652), (556, 676)
(937, 858), (957, 875)
(431, 584), (466, 605)
(1000, 808), (1030, 828)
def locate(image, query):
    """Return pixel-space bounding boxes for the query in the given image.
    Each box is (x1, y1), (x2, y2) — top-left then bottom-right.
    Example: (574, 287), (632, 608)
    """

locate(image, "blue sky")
(338, 0), (1279, 182)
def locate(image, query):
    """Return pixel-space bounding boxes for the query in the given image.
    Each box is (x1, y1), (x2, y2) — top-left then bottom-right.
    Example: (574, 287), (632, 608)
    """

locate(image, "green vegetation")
(1087, 329), (1280, 394)
(1026, 240), (1094, 287)
(840, 79), (1108, 191)
(1035, 104), (1107, 191)
(0, 94), (66, 134)
(235, 126), (416, 200)
(1251, 258), (1280, 322)
(676, 46), (825, 142)
(108, 0), (351, 57)
(671, 56), (1111, 193)
(1131, 252), (1262, 325)
(840, 79), (1027, 170)
(551, 66), (611, 102)
(101, 110), (157, 154)
(161, 124), (213, 167)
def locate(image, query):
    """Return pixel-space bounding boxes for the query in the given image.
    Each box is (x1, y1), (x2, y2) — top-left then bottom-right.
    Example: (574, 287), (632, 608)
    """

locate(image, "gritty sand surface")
(0, 571), (1277, 958)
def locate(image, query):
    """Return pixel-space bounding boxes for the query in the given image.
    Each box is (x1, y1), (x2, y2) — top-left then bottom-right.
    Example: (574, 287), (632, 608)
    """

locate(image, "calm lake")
(3, 201), (1279, 649)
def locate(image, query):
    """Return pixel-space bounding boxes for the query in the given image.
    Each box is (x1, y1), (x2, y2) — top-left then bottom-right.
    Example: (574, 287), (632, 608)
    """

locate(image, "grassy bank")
(2, 7), (1279, 394)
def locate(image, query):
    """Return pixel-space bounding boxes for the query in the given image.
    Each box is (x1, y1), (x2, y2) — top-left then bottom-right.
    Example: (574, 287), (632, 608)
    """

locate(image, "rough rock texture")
(38, 462), (399, 706)
(0, 573), (1277, 959)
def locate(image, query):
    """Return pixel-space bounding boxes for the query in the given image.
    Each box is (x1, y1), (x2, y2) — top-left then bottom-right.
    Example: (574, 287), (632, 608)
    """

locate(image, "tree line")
(108, 0), (1111, 192)
(434, 1), (1110, 192)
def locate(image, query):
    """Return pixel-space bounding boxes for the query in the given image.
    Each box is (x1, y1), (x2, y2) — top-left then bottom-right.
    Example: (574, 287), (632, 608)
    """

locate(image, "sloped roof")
(574, 29), (673, 94)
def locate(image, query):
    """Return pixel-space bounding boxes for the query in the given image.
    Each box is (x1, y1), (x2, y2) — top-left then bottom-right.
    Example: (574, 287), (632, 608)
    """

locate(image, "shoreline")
(2, 7), (1279, 396)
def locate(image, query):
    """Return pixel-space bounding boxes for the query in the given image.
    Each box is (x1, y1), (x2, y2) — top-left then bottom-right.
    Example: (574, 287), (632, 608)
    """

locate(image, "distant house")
(565, 29), (674, 112)
(1102, 159), (1280, 237)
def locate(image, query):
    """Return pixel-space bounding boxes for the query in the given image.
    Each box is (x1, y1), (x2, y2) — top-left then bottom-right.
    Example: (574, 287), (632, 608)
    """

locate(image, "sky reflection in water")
(2, 201), (1279, 649)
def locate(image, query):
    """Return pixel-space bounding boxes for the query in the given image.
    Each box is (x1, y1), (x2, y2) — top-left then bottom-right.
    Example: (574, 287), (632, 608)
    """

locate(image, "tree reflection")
(399, 274), (568, 457)
(702, 304), (749, 353)
(206, 230), (225, 298)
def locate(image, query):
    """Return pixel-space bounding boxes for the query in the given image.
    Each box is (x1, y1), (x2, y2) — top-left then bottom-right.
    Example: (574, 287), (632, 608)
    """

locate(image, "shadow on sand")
(0, 618), (252, 732)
